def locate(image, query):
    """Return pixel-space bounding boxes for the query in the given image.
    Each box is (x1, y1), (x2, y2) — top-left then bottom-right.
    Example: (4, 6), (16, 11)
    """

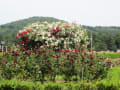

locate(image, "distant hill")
(83, 26), (120, 35)
(0, 16), (61, 38)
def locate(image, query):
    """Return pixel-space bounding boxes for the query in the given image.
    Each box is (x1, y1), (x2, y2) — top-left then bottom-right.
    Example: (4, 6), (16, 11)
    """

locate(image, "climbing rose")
(15, 51), (19, 56)
(65, 25), (69, 28)
(27, 29), (31, 33)
(59, 50), (63, 53)
(25, 40), (29, 44)
(23, 31), (27, 34)
(55, 35), (59, 38)
(65, 49), (70, 52)
(54, 30), (57, 33)
(21, 40), (24, 44)
(56, 26), (60, 30)
(70, 33), (73, 36)
(50, 33), (53, 37)
(13, 60), (17, 63)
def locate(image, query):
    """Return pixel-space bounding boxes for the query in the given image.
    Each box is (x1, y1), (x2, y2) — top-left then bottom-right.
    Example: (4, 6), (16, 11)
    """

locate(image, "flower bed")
(0, 22), (112, 84)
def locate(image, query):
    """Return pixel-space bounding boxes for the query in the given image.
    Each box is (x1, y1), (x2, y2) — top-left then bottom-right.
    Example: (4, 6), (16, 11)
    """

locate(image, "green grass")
(98, 52), (120, 59)
(1, 67), (120, 90)
(0, 53), (3, 57)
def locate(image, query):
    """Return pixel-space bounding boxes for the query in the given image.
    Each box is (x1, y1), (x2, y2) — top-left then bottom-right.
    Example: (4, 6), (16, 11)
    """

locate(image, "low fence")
(0, 45), (7, 52)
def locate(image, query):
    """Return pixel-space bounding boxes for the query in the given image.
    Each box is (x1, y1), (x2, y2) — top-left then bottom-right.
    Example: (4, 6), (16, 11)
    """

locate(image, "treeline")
(87, 31), (120, 51)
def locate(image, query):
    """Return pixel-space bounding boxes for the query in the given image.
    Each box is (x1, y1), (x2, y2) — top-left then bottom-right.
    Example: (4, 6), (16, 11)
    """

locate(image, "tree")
(105, 33), (117, 51)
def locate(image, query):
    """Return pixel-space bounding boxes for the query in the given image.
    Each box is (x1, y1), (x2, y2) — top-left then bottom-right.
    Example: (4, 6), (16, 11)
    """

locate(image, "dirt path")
(114, 58), (120, 61)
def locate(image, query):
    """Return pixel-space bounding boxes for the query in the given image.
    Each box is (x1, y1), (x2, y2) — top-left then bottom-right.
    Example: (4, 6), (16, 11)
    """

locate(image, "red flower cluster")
(12, 51), (19, 56)
(17, 29), (31, 38)
(108, 61), (112, 65)
(65, 49), (70, 52)
(59, 50), (63, 53)
(13, 60), (17, 63)
(55, 35), (59, 38)
(25, 50), (31, 55)
(51, 26), (61, 38)
(0, 49), (2, 52)
(56, 26), (60, 30)
(51, 55), (60, 58)
(65, 25), (69, 28)
(70, 33), (73, 36)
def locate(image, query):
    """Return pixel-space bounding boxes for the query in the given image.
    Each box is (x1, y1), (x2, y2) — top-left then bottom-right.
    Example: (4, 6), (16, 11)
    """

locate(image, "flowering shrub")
(16, 21), (89, 50)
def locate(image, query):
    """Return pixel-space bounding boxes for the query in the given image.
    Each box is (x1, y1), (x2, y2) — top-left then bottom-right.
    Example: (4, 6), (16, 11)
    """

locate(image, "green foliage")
(44, 82), (62, 90)
(1, 78), (120, 90)
(84, 26), (120, 35)
(96, 67), (120, 90)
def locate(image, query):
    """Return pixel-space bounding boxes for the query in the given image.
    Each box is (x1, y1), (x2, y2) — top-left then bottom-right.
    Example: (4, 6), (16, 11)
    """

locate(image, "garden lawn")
(0, 53), (3, 57)
(98, 52), (120, 59)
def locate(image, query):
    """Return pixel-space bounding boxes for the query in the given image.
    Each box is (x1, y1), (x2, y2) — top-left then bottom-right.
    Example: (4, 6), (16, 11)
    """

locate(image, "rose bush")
(16, 21), (89, 51)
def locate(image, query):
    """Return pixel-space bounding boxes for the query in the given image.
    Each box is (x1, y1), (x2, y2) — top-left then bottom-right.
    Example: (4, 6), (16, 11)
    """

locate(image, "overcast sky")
(0, 0), (120, 26)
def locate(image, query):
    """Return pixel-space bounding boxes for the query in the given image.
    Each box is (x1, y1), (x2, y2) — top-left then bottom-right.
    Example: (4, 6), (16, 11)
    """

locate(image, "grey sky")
(0, 0), (120, 26)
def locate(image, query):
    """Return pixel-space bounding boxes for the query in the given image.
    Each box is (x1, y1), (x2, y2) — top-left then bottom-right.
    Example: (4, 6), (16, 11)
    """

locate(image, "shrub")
(44, 82), (62, 90)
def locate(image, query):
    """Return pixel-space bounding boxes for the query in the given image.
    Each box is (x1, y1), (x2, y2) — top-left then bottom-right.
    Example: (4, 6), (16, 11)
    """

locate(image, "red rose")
(59, 50), (63, 53)
(25, 40), (29, 44)
(56, 26), (60, 30)
(51, 55), (56, 58)
(23, 31), (27, 34)
(56, 55), (60, 58)
(15, 51), (19, 56)
(54, 30), (57, 33)
(22, 48), (26, 52)
(108, 61), (112, 65)
(13, 60), (17, 63)
(16, 33), (19, 39)
(55, 35), (59, 38)
(81, 50), (84, 52)
(16, 36), (18, 39)
(65, 49), (70, 52)
(21, 40), (24, 44)
(19, 32), (23, 35)
(89, 50), (91, 52)
(39, 49), (44, 53)
(52, 28), (54, 31)
(44, 45), (47, 48)
(24, 37), (28, 40)
(70, 33), (73, 36)
(50, 33), (53, 37)
(27, 29), (31, 33)
(65, 25), (69, 28)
